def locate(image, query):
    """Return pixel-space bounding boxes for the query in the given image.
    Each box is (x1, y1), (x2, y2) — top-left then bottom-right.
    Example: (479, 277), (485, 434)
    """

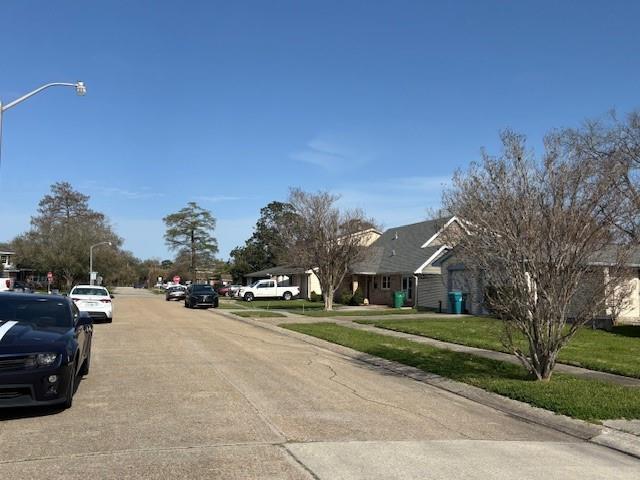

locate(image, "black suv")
(184, 284), (219, 309)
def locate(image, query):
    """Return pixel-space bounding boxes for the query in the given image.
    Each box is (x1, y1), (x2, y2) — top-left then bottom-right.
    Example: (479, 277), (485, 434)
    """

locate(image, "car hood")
(0, 320), (70, 351)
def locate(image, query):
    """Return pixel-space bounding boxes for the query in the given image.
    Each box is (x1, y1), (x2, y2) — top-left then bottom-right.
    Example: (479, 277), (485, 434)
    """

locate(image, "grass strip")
(356, 317), (640, 379)
(283, 322), (640, 421)
(217, 302), (249, 310)
(231, 300), (325, 310)
(296, 308), (419, 317)
(233, 310), (286, 318)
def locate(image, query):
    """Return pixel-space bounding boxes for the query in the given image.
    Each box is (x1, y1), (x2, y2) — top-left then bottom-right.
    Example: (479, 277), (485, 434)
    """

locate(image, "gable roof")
(246, 265), (311, 278)
(351, 217), (453, 275)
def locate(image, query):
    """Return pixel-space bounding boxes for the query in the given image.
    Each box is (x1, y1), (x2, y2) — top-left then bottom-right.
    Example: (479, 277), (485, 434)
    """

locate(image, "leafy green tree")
(12, 182), (121, 289)
(229, 201), (296, 281)
(163, 202), (218, 281)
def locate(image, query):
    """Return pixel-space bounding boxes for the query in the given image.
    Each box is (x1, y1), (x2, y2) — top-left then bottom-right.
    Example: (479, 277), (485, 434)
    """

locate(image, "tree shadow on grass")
(365, 344), (530, 384)
(611, 325), (640, 339)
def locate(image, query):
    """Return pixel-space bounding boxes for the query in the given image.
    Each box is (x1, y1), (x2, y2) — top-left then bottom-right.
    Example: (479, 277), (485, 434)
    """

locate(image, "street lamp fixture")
(75, 82), (87, 96)
(0, 81), (87, 174)
(90, 241), (112, 286)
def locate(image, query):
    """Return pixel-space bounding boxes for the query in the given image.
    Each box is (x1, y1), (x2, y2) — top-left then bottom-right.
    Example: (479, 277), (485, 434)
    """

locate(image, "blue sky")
(1, 1), (639, 260)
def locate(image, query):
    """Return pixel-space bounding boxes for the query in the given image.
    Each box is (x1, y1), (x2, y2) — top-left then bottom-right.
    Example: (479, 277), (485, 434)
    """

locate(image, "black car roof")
(0, 292), (71, 303)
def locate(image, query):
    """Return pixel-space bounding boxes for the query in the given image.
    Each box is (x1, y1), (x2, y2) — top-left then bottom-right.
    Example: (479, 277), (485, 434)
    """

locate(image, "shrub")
(310, 291), (322, 302)
(350, 288), (365, 306)
(337, 290), (352, 305)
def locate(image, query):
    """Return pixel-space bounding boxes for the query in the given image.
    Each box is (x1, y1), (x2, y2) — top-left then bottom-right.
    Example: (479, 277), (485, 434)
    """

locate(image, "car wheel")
(165, 297), (170, 301)
(283, 291), (292, 301)
(244, 292), (254, 302)
(80, 347), (91, 376)
(63, 361), (76, 409)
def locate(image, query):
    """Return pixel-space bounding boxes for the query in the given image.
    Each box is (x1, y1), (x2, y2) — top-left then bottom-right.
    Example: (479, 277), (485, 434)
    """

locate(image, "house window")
(382, 276), (391, 290)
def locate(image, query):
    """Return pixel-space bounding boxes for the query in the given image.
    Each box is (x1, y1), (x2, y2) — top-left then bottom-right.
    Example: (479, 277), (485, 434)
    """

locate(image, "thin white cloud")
(333, 175), (451, 229)
(196, 195), (246, 203)
(291, 136), (371, 171)
(83, 182), (164, 200)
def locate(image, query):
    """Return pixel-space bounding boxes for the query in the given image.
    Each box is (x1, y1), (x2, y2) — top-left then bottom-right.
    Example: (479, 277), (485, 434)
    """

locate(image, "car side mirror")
(76, 312), (93, 327)
(110, 294), (114, 299)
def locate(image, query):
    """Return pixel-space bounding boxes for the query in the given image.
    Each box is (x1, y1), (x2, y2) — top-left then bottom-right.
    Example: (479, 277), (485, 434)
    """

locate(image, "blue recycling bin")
(448, 291), (463, 314)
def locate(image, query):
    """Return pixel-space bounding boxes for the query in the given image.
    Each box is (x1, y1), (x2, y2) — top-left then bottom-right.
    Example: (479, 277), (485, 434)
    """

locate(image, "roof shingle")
(351, 217), (451, 274)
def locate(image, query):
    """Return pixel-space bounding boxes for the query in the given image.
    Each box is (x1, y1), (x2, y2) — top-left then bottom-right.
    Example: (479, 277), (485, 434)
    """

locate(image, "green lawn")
(232, 299), (326, 310)
(232, 310), (286, 318)
(217, 301), (248, 310)
(297, 308), (419, 317)
(357, 317), (640, 379)
(283, 322), (640, 421)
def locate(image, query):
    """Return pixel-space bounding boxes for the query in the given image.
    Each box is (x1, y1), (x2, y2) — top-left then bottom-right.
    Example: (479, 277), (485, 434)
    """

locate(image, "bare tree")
(442, 130), (632, 381)
(282, 188), (372, 311)
(561, 111), (640, 242)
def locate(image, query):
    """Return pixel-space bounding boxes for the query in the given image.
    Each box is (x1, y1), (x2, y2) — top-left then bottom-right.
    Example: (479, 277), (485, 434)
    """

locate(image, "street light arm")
(89, 241), (112, 286)
(2, 82), (86, 112)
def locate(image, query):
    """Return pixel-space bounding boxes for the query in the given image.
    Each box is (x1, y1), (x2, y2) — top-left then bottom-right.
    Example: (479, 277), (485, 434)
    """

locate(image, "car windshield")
(72, 288), (109, 296)
(169, 286), (185, 291)
(192, 285), (214, 293)
(0, 297), (72, 328)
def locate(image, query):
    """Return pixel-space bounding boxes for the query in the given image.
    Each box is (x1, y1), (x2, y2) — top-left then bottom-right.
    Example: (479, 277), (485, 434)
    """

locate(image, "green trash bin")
(393, 290), (406, 308)
(448, 291), (463, 314)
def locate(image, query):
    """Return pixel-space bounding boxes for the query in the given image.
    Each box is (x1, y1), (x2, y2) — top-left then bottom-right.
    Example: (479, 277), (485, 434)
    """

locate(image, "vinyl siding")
(417, 274), (446, 311)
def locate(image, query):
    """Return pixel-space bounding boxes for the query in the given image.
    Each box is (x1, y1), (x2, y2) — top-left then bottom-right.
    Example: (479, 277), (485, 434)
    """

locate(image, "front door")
(402, 276), (414, 303)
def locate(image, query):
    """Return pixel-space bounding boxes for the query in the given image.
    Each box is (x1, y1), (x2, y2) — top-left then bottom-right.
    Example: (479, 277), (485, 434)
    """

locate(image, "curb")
(214, 309), (640, 460)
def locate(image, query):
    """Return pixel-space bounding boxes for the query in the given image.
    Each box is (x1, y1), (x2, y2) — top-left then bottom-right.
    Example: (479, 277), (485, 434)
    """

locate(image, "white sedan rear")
(70, 285), (113, 322)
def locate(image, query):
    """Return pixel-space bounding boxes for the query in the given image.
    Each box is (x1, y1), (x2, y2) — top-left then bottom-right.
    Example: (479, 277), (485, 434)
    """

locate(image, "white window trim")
(414, 245), (450, 274)
(381, 275), (391, 290)
(420, 216), (460, 249)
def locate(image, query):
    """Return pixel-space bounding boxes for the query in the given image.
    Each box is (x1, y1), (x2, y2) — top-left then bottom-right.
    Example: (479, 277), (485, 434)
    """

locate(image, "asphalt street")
(0, 288), (638, 479)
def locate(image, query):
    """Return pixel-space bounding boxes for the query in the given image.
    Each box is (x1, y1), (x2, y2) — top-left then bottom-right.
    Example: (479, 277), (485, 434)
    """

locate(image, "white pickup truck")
(238, 280), (300, 302)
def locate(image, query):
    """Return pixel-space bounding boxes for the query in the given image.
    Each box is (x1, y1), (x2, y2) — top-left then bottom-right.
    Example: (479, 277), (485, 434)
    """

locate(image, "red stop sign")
(173, 276), (181, 284)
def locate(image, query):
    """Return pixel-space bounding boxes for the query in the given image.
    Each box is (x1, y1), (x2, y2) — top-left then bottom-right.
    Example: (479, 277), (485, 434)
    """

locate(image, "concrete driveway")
(0, 289), (638, 479)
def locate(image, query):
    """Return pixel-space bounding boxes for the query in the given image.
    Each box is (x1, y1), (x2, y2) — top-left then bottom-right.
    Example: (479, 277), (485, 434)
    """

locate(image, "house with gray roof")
(242, 218), (463, 307)
(343, 216), (463, 308)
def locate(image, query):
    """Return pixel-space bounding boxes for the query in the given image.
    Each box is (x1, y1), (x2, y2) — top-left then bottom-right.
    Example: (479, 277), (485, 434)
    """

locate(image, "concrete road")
(0, 290), (638, 479)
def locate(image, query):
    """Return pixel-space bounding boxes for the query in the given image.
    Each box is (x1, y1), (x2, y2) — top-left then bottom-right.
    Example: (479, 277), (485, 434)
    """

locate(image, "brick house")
(342, 217), (464, 307)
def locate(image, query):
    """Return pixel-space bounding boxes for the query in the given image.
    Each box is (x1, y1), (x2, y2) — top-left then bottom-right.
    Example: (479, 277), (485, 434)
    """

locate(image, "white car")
(70, 285), (113, 322)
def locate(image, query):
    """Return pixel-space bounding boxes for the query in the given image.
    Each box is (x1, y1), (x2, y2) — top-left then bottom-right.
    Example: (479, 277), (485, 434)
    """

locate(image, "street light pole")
(90, 241), (112, 286)
(0, 81), (86, 174)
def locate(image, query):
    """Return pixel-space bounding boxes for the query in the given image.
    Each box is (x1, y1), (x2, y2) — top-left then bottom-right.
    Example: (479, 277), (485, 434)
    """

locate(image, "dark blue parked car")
(0, 293), (93, 409)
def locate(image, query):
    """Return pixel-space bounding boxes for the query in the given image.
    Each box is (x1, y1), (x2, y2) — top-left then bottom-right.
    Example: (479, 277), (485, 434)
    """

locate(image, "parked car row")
(163, 280), (301, 303)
